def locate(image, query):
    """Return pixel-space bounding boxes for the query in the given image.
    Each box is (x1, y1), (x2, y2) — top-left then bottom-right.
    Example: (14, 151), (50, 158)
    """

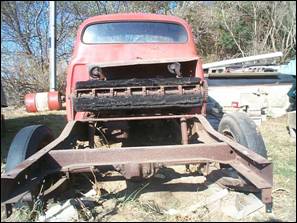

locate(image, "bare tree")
(1, 1), (295, 105)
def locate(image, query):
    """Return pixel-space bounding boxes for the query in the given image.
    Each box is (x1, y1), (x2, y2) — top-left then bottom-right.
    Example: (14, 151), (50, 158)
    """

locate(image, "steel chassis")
(1, 114), (273, 216)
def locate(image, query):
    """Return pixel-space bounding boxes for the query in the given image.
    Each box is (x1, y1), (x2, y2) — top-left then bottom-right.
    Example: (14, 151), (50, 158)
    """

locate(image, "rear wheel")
(218, 112), (267, 158)
(5, 125), (54, 172)
(218, 112), (269, 205)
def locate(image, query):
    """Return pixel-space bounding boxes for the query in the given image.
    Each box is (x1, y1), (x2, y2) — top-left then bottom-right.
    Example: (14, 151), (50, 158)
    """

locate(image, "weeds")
(140, 200), (163, 214)
(118, 182), (150, 205)
(1, 110), (296, 222)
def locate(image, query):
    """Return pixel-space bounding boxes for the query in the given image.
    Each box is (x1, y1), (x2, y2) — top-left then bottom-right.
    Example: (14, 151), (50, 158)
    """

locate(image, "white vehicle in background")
(204, 53), (295, 129)
(206, 74), (294, 126)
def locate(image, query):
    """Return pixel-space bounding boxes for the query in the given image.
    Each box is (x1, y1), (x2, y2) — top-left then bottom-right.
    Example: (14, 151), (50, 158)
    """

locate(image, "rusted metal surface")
(1, 12), (273, 217)
(2, 121), (79, 179)
(196, 114), (270, 164)
(261, 188), (273, 206)
(229, 161), (271, 189)
(192, 121), (218, 144)
(196, 114), (273, 204)
(1, 114), (273, 214)
(180, 117), (190, 171)
(88, 122), (95, 148)
(75, 83), (202, 97)
(180, 118), (188, 145)
(114, 163), (156, 179)
(1, 172), (46, 204)
(74, 80), (204, 112)
(200, 80), (208, 116)
(74, 93), (202, 112)
(42, 176), (68, 197)
(47, 143), (233, 171)
(80, 114), (197, 122)
(76, 77), (201, 89)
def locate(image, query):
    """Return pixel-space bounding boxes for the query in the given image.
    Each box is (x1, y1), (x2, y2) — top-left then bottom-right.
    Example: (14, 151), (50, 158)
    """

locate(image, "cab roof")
(79, 13), (191, 31)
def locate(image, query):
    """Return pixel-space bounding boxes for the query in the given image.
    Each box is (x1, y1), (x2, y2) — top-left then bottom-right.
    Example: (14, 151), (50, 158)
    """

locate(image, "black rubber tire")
(5, 125), (54, 172)
(218, 112), (267, 158)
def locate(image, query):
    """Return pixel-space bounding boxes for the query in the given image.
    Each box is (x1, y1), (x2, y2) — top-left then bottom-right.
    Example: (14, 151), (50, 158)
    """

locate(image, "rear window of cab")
(82, 21), (188, 44)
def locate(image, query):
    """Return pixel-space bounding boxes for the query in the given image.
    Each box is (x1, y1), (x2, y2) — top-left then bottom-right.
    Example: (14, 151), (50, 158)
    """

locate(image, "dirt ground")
(1, 107), (296, 222)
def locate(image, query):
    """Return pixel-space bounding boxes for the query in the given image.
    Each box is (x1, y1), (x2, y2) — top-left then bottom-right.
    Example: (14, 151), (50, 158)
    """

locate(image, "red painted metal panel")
(66, 13), (205, 121)
(48, 91), (62, 110)
(24, 93), (37, 112)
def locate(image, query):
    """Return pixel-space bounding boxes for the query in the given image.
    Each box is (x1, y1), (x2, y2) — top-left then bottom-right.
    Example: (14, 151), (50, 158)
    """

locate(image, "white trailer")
(207, 75), (293, 126)
(204, 53), (295, 127)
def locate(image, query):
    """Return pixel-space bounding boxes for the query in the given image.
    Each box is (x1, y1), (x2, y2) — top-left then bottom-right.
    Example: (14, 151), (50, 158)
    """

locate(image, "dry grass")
(259, 116), (296, 222)
(1, 108), (296, 222)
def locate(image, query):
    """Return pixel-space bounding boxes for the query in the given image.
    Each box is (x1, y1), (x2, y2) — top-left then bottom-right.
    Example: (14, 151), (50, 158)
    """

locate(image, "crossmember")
(1, 114), (273, 216)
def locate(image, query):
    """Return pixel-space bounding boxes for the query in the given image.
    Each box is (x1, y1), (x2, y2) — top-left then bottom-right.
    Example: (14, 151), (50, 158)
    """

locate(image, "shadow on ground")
(54, 166), (210, 205)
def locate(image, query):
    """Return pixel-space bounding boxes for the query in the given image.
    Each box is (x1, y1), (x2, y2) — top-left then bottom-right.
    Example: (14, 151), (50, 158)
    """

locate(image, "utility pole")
(49, 1), (56, 91)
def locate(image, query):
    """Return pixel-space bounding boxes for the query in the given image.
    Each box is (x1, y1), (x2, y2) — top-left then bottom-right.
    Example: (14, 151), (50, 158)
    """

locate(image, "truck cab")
(66, 13), (205, 121)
